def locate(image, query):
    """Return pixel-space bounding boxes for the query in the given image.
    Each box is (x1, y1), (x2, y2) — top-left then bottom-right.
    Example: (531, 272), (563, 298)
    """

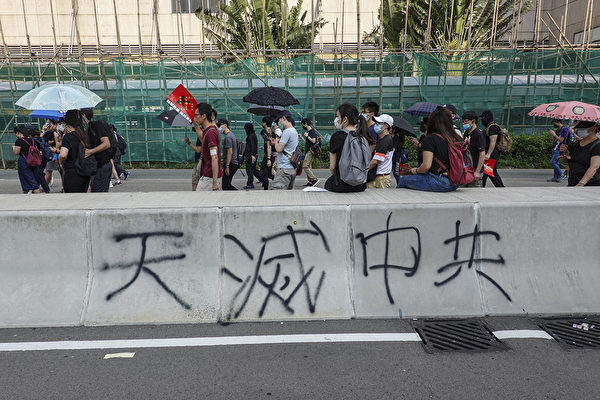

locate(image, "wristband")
(226, 165), (229, 168)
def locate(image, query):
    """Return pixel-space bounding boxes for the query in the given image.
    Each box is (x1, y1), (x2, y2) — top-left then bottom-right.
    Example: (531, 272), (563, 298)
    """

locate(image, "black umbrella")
(404, 102), (442, 117)
(242, 86), (299, 107)
(391, 116), (417, 137)
(247, 104), (285, 117)
(157, 109), (192, 127)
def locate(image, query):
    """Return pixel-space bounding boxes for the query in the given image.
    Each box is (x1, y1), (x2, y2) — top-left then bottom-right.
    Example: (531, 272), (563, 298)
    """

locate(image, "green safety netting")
(1, 49), (598, 164)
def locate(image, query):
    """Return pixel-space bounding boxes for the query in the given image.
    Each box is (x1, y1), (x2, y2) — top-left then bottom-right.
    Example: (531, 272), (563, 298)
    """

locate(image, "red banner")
(166, 84), (197, 123)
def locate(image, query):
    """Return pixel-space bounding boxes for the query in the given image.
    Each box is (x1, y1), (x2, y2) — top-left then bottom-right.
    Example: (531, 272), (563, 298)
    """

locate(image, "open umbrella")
(404, 102), (442, 117)
(157, 110), (192, 127)
(528, 101), (600, 122)
(29, 110), (64, 120)
(15, 83), (103, 111)
(247, 104), (285, 117)
(391, 116), (417, 137)
(242, 86), (299, 107)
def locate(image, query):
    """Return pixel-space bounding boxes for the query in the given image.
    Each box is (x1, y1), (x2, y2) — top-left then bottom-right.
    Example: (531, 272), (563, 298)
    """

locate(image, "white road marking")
(0, 330), (553, 352)
(103, 352), (136, 359)
(493, 329), (553, 340)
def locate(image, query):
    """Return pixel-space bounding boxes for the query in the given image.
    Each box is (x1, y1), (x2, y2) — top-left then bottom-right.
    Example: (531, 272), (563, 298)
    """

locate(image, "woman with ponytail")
(396, 107), (462, 192)
(324, 103), (375, 192)
(58, 110), (92, 193)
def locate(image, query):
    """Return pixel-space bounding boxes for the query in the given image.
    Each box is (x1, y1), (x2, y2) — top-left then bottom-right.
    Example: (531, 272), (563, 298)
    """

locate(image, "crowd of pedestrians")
(12, 101), (600, 194)
(12, 108), (130, 194)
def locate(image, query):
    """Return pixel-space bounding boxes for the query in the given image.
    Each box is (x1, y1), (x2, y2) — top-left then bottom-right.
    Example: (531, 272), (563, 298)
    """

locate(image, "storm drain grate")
(539, 317), (600, 350)
(412, 319), (509, 353)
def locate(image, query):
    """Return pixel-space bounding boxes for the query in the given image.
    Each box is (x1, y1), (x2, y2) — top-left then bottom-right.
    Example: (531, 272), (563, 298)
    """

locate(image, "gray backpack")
(338, 130), (371, 186)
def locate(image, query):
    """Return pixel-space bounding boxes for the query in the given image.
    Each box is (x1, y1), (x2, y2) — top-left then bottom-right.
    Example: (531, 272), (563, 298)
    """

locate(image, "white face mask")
(334, 117), (343, 130)
(578, 128), (590, 138)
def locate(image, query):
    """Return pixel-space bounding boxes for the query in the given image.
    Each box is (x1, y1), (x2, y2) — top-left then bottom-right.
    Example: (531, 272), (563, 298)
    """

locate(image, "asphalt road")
(0, 168), (569, 194)
(1, 317), (599, 399)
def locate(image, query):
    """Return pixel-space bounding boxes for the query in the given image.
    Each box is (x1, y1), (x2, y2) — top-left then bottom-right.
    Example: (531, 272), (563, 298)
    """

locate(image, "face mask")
(334, 117), (343, 130)
(462, 123), (471, 131)
(58, 124), (64, 133)
(373, 124), (382, 134)
(218, 127), (224, 134)
(578, 128), (589, 138)
(361, 113), (369, 121)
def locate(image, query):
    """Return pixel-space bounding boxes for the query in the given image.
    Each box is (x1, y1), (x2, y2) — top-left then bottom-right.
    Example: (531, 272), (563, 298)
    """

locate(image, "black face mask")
(553, 124), (560, 129)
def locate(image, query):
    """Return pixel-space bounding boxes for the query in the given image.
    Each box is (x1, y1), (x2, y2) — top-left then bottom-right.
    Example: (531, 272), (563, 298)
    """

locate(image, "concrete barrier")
(0, 187), (598, 328)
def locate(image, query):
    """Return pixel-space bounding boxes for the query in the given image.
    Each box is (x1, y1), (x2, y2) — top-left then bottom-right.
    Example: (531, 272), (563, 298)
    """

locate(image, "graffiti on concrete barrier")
(436, 220), (511, 302)
(355, 212), (421, 305)
(221, 221), (329, 321)
(356, 214), (511, 304)
(102, 231), (191, 309)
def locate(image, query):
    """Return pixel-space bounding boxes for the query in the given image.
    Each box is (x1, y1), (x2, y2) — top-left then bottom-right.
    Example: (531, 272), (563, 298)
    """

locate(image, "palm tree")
(196, 0), (326, 59)
(363, 0), (532, 50)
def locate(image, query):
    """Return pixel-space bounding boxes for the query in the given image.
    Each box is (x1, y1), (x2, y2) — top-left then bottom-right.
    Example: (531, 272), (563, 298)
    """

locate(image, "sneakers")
(49, 176), (54, 187)
(121, 171), (130, 180)
(546, 178), (560, 183)
(243, 185), (255, 190)
(113, 180), (122, 186)
(560, 170), (569, 181)
(304, 178), (319, 187)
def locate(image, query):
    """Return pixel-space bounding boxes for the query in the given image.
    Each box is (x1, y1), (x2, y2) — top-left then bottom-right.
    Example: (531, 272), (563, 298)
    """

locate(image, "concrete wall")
(0, 188), (599, 328)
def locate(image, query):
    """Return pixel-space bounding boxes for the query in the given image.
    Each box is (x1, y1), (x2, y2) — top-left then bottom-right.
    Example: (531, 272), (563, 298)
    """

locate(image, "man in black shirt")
(481, 110), (505, 187)
(462, 110), (485, 186)
(81, 109), (112, 192)
(299, 118), (318, 186)
(243, 123), (258, 189)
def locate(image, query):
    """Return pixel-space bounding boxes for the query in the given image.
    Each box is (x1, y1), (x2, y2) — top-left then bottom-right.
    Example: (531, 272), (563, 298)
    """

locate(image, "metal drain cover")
(412, 319), (509, 353)
(539, 317), (600, 350)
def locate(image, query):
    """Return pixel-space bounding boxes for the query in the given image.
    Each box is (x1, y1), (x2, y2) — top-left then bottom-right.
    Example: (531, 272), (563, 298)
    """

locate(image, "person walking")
(59, 110), (94, 193)
(481, 110), (505, 187)
(12, 125), (41, 194)
(195, 102), (223, 191)
(299, 118), (318, 186)
(272, 110), (299, 190)
(217, 118), (239, 190)
(243, 122), (258, 190)
(564, 121), (600, 186)
(461, 110), (485, 186)
(547, 119), (570, 182)
(256, 116), (274, 190)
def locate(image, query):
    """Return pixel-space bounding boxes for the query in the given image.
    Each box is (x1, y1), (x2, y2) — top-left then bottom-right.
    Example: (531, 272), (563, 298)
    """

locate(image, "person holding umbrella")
(562, 121), (600, 186)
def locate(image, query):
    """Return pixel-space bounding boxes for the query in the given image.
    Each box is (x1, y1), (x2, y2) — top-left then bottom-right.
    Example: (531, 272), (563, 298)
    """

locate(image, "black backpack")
(74, 131), (97, 177)
(117, 134), (127, 155)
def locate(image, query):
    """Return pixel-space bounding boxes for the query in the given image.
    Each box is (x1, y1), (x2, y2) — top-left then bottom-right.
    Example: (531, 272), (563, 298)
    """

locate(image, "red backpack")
(22, 137), (42, 167)
(433, 134), (475, 186)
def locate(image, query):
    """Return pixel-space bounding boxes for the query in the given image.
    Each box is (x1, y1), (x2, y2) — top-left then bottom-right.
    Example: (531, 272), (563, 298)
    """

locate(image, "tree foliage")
(196, 0), (326, 57)
(363, 0), (532, 50)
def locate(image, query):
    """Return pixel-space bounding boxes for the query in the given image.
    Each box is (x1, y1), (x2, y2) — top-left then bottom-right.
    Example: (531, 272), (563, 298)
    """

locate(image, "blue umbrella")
(29, 110), (64, 120)
(15, 83), (103, 111)
(404, 102), (442, 117)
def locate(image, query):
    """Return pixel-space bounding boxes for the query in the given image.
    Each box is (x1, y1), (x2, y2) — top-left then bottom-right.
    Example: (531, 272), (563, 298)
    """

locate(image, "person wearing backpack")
(30, 127), (51, 193)
(299, 118), (319, 187)
(80, 108), (112, 192)
(12, 125), (42, 194)
(324, 103), (374, 193)
(396, 107), (463, 192)
(59, 110), (96, 193)
(272, 110), (299, 190)
(563, 120), (600, 186)
(481, 110), (505, 188)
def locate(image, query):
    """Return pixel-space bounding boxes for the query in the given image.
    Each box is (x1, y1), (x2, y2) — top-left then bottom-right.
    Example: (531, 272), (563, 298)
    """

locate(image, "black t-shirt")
(325, 130), (367, 192)
(88, 120), (111, 165)
(43, 130), (57, 146)
(421, 133), (450, 175)
(465, 128), (485, 170)
(391, 134), (405, 163)
(304, 129), (316, 153)
(567, 139), (600, 186)
(14, 137), (38, 157)
(484, 124), (501, 160)
(194, 138), (202, 162)
(61, 131), (81, 170)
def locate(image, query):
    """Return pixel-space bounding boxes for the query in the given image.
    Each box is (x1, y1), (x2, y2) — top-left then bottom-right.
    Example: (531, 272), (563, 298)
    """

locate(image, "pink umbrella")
(528, 101), (600, 122)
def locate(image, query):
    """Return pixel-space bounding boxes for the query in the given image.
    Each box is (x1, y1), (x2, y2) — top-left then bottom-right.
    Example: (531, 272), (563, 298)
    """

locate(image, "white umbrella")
(15, 83), (103, 111)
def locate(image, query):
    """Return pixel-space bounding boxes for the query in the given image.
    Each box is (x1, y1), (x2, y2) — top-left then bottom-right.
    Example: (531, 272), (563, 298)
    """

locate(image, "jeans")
(396, 173), (457, 192)
(550, 149), (562, 179)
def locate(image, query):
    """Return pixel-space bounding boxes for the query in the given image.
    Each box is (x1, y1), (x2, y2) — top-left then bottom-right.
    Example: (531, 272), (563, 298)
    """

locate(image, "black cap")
(276, 110), (292, 121)
(64, 109), (82, 127)
(444, 104), (458, 115)
(216, 118), (229, 127)
(574, 120), (597, 129)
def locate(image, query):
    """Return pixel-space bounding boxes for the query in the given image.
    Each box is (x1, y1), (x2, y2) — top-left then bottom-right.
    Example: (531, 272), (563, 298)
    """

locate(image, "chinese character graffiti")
(355, 212), (421, 305)
(102, 231), (191, 309)
(221, 221), (330, 321)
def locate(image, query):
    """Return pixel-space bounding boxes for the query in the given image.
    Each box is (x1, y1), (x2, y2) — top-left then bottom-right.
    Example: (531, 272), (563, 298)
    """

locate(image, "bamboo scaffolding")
(112, 0), (122, 57)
